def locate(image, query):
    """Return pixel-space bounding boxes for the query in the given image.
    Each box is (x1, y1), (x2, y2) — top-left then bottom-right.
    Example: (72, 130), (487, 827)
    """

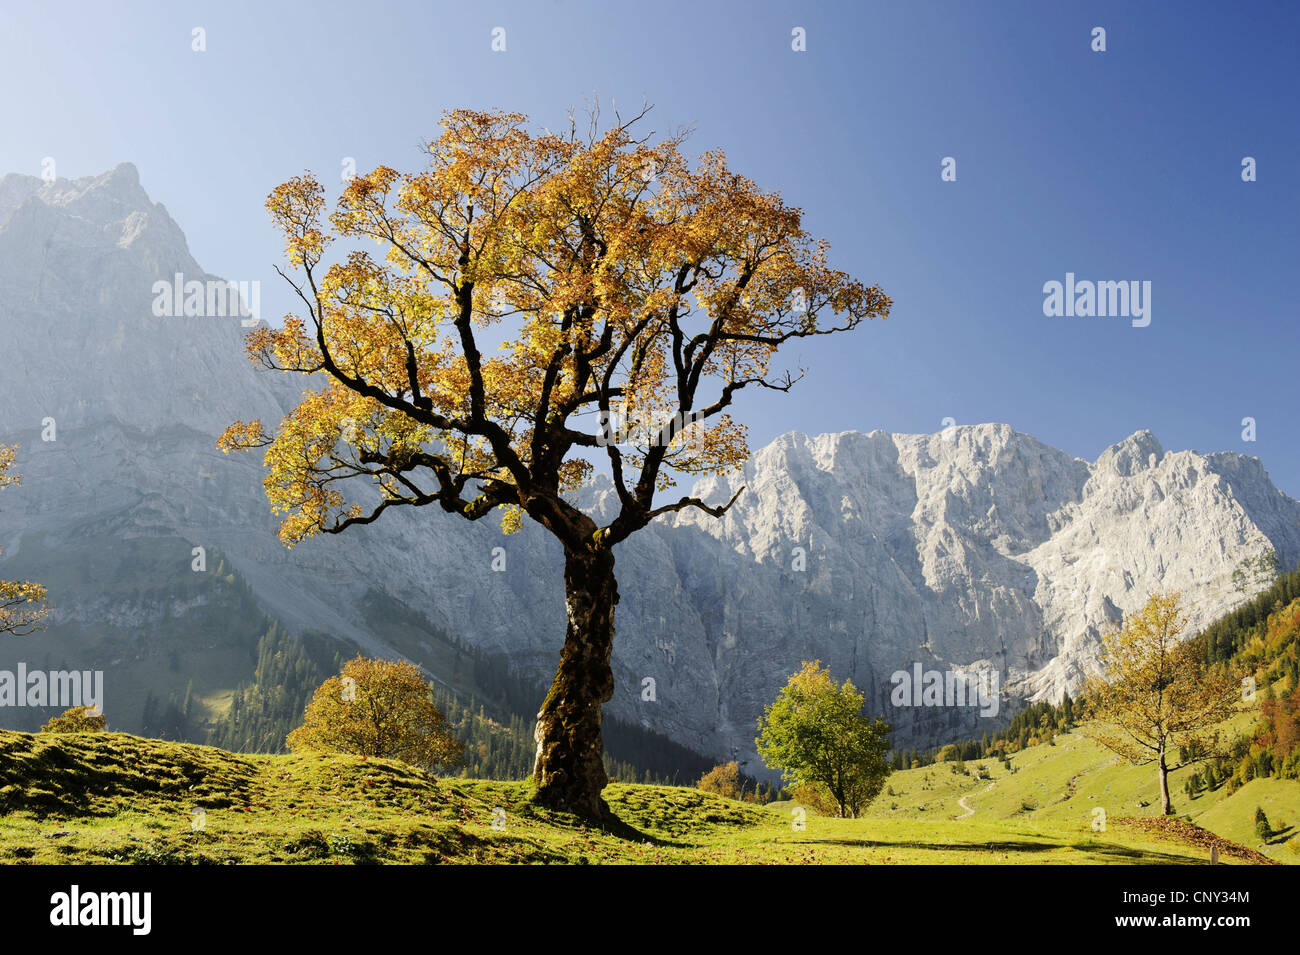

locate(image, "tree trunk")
(1158, 746), (1172, 815)
(532, 548), (618, 819)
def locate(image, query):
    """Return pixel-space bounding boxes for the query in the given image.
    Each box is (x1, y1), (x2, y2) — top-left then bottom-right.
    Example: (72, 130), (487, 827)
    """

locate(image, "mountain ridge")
(1, 165), (1297, 767)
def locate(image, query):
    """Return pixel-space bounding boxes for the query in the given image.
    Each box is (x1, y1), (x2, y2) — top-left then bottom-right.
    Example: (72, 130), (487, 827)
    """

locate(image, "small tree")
(0, 446), (46, 637)
(696, 761), (743, 800)
(756, 660), (892, 818)
(1254, 806), (1271, 841)
(1084, 592), (1241, 815)
(287, 655), (464, 771)
(41, 706), (106, 733)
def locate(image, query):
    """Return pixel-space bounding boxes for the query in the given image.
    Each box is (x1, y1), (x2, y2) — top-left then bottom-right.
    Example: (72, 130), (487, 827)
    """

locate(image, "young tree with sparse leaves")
(1084, 592), (1241, 815)
(756, 661), (892, 818)
(221, 107), (890, 817)
(0, 446), (46, 637)
(286, 655), (464, 771)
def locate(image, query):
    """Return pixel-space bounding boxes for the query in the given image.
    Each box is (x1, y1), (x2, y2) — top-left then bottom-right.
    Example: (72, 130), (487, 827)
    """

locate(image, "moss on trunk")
(531, 548), (618, 819)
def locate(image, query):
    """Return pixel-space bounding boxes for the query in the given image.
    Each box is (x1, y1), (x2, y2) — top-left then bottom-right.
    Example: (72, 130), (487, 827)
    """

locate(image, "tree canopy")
(1084, 592), (1241, 814)
(287, 655), (464, 771)
(219, 106), (889, 552)
(756, 660), (892, 818)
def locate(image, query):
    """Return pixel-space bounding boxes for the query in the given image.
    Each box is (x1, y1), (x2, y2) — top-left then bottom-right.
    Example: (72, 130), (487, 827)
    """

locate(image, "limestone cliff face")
(619, 426), (1298, 757)
(2, 167), (1297, 762)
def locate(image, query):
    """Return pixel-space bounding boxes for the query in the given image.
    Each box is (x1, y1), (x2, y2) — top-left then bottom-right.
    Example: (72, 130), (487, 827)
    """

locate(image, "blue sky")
(4, 0), (1297, 493)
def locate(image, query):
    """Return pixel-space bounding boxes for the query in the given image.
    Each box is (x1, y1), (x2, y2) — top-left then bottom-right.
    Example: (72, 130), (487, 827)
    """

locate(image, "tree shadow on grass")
(595, 812), (661, 843)
(785, 835), (1203, 864)
(513, 802), (671, 845)
(788, 836), (1061, 854)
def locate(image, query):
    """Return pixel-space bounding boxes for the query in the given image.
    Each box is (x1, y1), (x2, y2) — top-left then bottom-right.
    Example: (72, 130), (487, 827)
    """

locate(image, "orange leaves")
(229, 106), (887, 550)
(241, 315), (322, 375)
(286, 655), (464, 770)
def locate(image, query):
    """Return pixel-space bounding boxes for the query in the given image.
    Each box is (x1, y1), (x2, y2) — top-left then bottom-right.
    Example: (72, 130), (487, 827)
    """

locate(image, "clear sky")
(4, 0), (1297, 493)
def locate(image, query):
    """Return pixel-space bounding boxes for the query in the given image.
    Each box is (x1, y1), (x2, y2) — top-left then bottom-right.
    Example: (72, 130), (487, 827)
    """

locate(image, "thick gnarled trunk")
(532, 548), (618, 819)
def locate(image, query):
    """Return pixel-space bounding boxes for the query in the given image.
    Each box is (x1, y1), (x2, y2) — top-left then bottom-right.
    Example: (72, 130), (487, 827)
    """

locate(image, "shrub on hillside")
(696, 762), (743, 800)
(286, 655), (464, 771)
(40, 706), (106, 733)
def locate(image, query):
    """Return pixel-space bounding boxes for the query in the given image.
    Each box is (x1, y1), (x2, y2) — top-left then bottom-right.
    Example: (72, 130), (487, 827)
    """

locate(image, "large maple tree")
(222, 107), (890, 817)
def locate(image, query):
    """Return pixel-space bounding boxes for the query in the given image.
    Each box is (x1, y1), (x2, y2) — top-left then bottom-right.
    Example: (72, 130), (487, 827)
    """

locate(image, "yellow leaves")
(266, 174), (329, 266)
(498, 504), (523, 535)
(557, 458), (592, 493)
(0, 445), (20, 491)
(0, 578), (47, 636)
(0, 445), (47, 636)
(1084, 591), (1242, 763)
(338, 164), (399, 213)
(218, 420), (268, 453)
(286, 655), (464, 769)
(232, 106), (886, 549)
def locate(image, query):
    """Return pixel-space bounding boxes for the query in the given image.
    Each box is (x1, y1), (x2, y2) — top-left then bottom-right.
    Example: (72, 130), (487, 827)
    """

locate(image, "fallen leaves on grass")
(1114, 816), (1279, 865)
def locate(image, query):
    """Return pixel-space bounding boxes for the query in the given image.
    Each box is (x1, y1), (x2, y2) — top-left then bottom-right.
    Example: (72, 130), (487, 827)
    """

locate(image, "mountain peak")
(1097, 429), (1164, 476)
(0, 162), (156, 228)
(42, 162), (152, 217)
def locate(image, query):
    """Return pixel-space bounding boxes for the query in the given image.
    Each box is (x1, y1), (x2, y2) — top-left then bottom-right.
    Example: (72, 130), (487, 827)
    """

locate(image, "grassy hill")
(856, 722), (1297, 864)
(0, 727), (1283, 865)
(4, 571), (1294, 865)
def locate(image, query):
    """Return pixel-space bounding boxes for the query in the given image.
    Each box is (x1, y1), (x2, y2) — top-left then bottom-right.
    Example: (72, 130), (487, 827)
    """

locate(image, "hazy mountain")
(2, 165), (1297, 768)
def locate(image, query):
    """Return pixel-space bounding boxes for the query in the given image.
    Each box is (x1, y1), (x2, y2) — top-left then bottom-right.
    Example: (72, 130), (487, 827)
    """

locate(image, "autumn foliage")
(696, 761), (743, 800)
(221, 106), (888, 815)
(1084, 592), (1242, 814)
(40, 706), (106, 734)
(286, 655), (464, 771)
(219, 106), (889, 547)
(0, 446), (46, 637)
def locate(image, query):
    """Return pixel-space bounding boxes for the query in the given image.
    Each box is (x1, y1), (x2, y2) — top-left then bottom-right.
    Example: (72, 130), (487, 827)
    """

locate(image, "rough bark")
(532, 548), (618, 818)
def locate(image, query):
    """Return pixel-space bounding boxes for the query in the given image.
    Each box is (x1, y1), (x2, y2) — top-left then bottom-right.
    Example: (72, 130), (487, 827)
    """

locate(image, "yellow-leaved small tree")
(287, 655), (464, 771)
(1084, 592), (1241, 815)
(696, 761), (743, 800)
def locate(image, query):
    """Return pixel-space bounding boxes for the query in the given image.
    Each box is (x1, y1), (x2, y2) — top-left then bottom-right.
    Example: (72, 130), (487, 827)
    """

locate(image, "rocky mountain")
(2, 165), (1297, 767)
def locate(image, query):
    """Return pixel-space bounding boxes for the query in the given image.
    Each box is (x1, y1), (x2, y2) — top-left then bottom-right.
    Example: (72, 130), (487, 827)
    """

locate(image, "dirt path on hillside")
(957, 781), (995, 819)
